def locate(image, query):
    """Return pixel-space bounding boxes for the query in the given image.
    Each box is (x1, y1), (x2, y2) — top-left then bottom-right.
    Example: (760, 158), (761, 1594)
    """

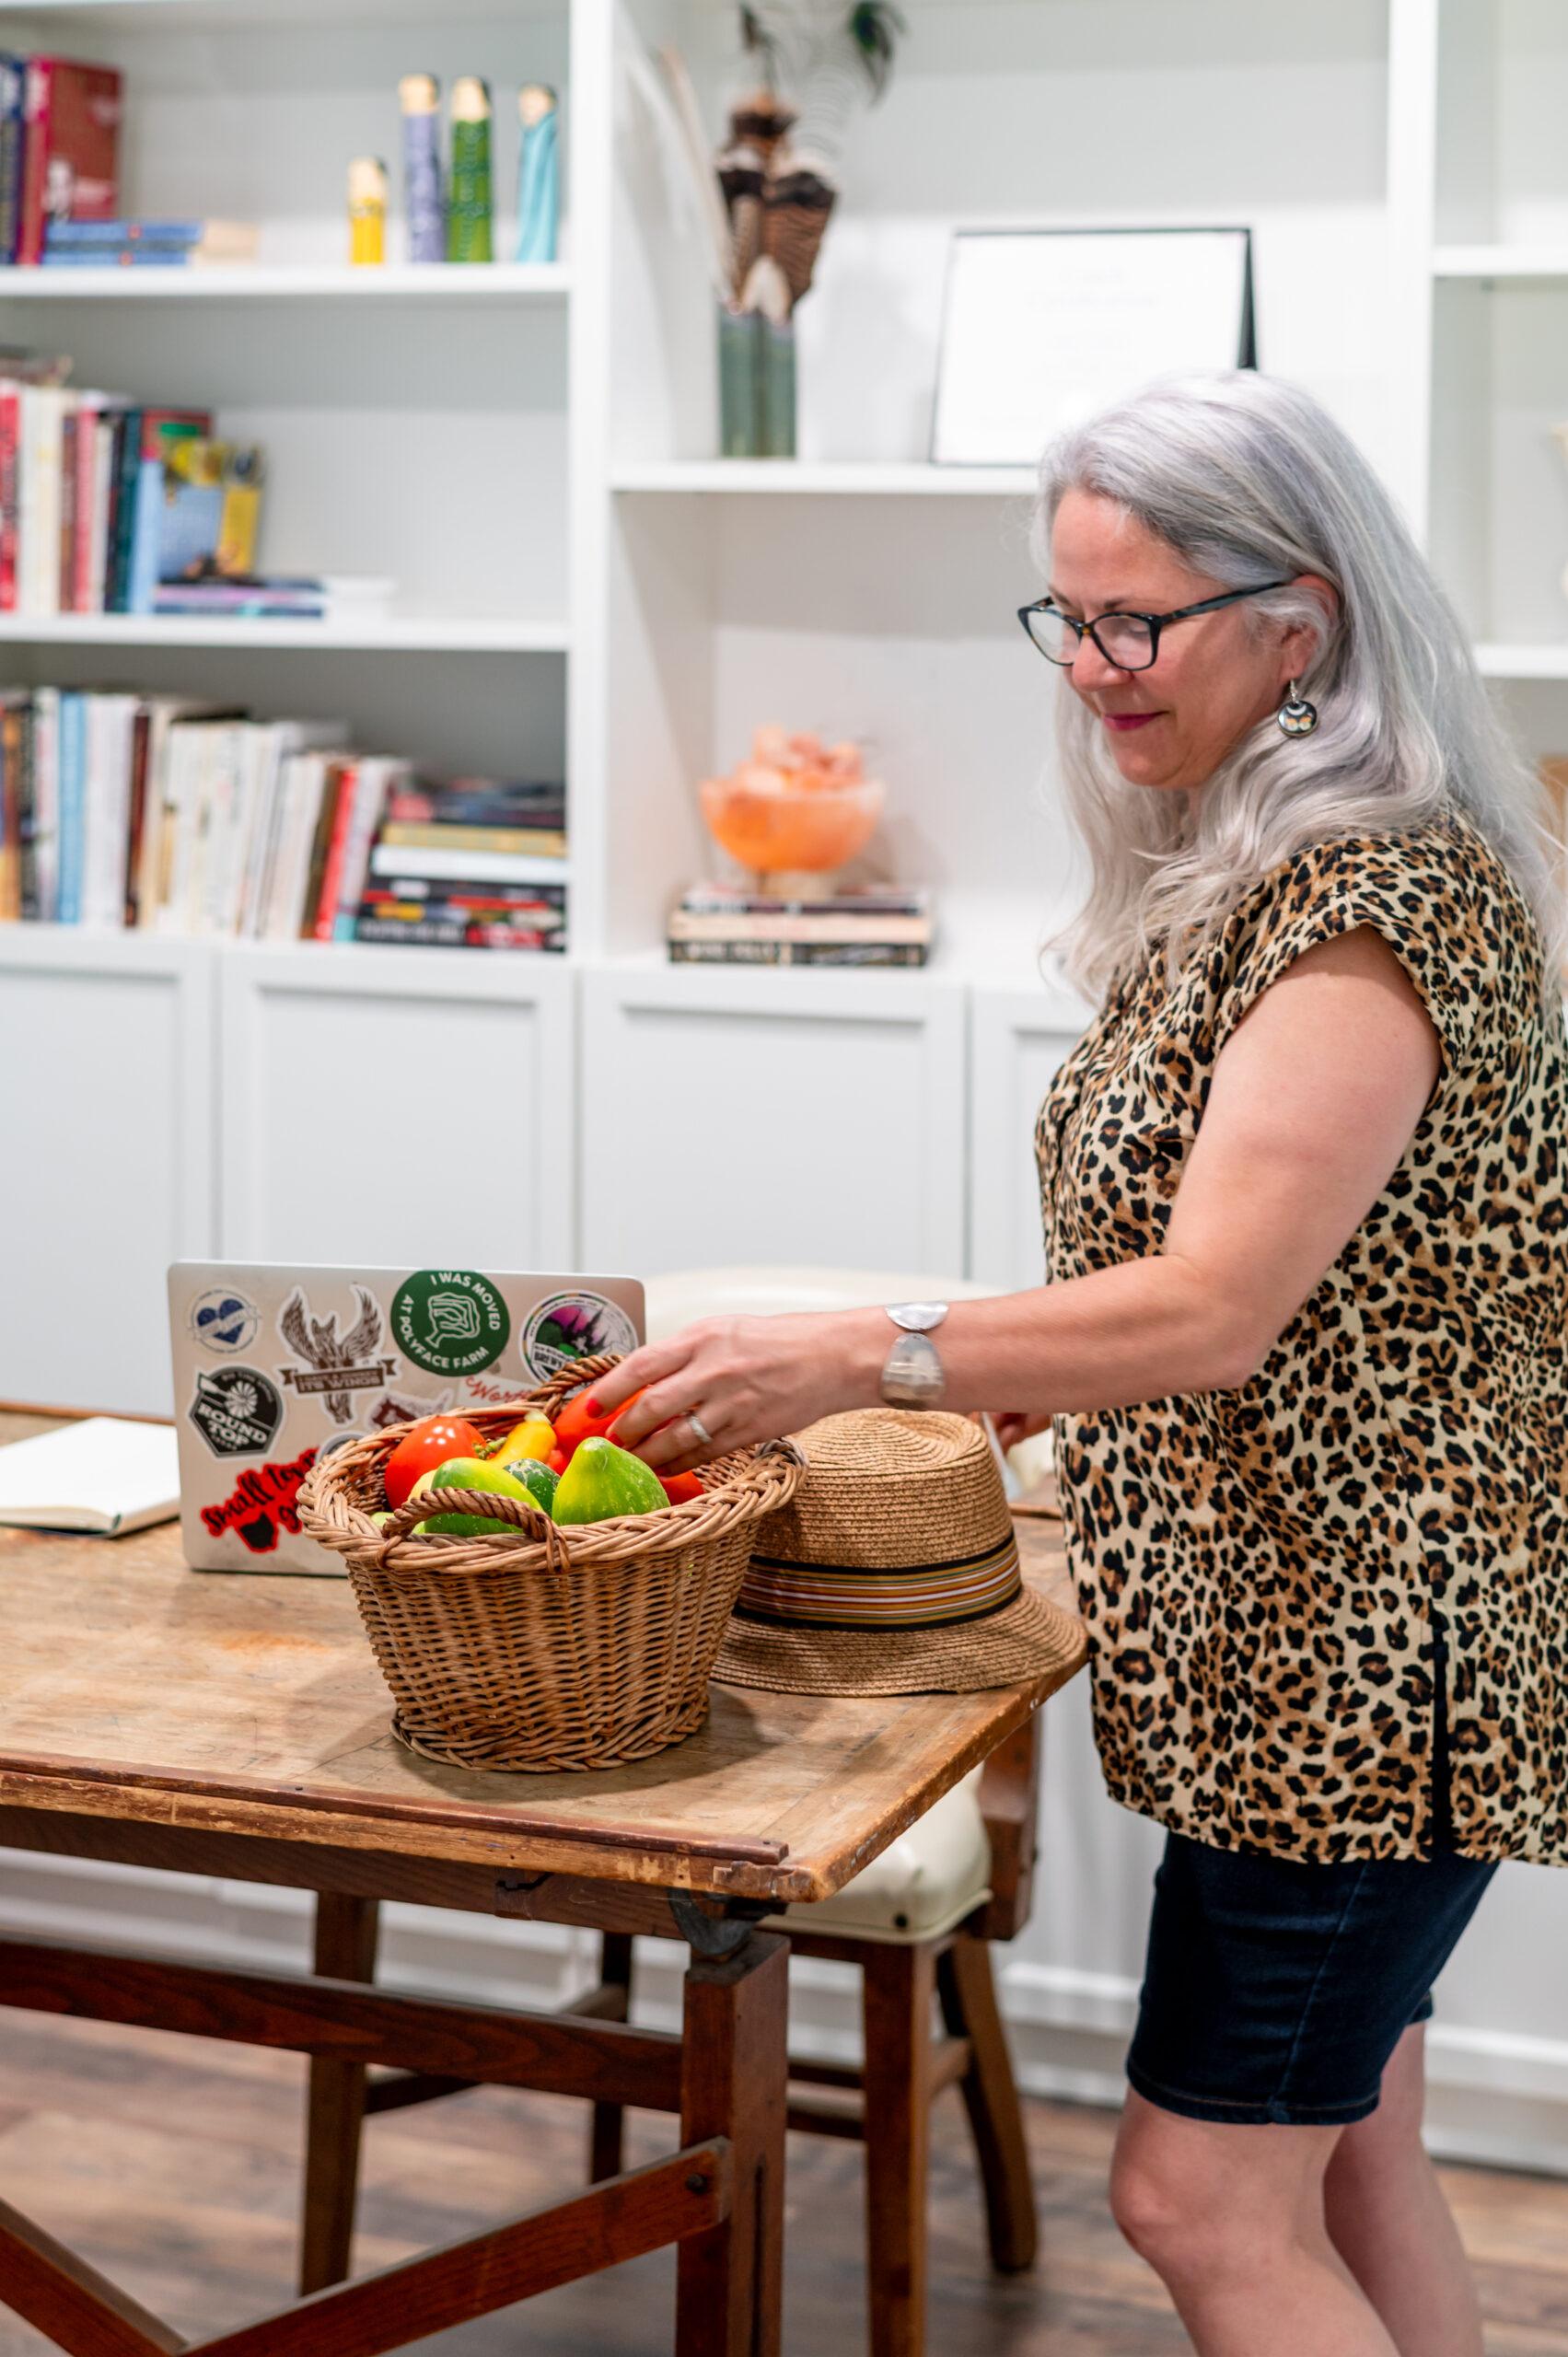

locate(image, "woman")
(597, 371), (1567, 2356)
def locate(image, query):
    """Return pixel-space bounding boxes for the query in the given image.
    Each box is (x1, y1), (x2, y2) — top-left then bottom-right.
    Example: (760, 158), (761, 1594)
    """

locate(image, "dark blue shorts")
(1126, 1829), (1496, 2127)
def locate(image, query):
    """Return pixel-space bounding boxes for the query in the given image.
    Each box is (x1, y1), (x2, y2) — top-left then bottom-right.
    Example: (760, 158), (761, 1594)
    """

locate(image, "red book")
(311, 760), (361, 942)
(73, 397), (100, 612)
(57, 405), (75, 610)
(0, 384), (20, 612)
(19, 59), (122, 267)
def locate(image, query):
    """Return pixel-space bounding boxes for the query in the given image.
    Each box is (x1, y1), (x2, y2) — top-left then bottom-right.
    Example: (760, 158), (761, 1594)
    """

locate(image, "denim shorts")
(1125, 1828), (1496, 2127)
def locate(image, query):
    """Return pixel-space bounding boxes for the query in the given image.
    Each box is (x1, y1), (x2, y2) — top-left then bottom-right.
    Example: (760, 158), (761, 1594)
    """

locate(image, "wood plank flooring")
(1, 2010), (1568, 2352)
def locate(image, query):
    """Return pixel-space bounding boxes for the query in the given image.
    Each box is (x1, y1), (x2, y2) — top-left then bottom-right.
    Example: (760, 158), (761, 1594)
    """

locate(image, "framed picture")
(932, 226), (1255, 468)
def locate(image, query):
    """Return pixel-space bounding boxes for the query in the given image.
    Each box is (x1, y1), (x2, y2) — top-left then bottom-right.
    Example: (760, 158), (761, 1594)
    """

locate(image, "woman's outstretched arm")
(598, 926), (1441, 1471)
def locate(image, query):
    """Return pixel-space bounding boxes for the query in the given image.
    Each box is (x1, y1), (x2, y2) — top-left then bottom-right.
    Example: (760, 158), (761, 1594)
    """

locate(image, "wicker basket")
(297, 1354), (805, 1773)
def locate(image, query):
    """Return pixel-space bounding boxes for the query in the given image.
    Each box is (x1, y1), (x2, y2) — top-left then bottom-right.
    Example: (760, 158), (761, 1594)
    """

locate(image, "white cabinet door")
(0, 930), (214, 1413)
(969, 982), (1090, 1291)
(580, 964), (968, 1279)
(218, 946), (575, 1270)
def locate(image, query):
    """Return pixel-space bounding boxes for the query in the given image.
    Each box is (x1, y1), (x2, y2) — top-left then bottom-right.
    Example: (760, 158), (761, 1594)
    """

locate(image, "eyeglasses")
(1016, 581), (1291, 673)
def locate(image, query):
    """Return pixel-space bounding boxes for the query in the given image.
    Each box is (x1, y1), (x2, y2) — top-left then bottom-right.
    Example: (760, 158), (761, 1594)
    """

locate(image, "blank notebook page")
(0, 1418), (181, 1535)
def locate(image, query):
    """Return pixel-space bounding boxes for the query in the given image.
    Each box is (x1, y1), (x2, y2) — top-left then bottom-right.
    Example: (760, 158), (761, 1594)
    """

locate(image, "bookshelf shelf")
(0, 614), (568, 652)
(1433, 246), (1568, 282)
(610, 460), (1037, 497)
(1473, 644), (1568, 679)
(0, 263), (572, 302)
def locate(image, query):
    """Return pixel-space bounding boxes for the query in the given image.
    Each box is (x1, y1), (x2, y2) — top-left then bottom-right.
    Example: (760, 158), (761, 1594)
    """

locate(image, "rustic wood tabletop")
(0, 1411), (1083, 1904)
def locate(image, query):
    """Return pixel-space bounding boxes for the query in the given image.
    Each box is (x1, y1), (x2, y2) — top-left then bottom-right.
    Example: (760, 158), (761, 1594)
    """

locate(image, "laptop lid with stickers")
(168, 1262), (645, 1574)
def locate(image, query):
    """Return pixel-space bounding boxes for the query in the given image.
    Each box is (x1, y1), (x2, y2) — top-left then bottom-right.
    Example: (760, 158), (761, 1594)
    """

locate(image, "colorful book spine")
(105, 405), (139, 612)
(0, 381), (19, 611)
(10, 698), (36, 921)
(42, 217), (203, 248)
(667, 938), (926, 968)
(19, 58), (122, 267)
(126, 409), (213, 613)
(54, 689), (85, 923)
(0, 54), (27, 266)
(0, 696), (18, 922)
(310, 759), (360, 940)
(57, 403), (75, 610)
(41, 247), (193, 269)
(30, 685), (57, 921)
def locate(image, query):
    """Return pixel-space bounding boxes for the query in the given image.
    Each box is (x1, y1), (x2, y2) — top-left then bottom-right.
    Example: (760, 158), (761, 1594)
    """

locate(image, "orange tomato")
(552, 1385), (648, 1464)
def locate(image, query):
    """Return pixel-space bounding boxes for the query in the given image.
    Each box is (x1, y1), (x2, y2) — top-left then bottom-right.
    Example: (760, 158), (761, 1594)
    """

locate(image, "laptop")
(167, 1261), (645, 1574)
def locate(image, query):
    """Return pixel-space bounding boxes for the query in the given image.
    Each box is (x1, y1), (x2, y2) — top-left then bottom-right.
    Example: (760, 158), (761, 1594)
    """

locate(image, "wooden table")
(0, 1430), (1081, 2357)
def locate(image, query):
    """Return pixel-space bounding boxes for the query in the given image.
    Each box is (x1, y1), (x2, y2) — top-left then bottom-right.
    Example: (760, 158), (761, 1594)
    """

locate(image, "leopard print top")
(1036, 813), (1568, 1864)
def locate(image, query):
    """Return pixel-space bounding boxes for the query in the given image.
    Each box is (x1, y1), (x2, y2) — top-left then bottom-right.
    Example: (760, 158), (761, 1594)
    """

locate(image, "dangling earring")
(1277, 679), (1318, 737)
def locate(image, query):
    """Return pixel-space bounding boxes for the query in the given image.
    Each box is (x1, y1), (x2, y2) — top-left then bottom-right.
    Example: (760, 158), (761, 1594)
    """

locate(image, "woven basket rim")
(296, 1357), (804, 1583)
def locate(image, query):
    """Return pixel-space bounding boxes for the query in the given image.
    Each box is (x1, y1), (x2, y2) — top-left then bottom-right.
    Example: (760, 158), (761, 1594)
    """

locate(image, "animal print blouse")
(1036, 813), (1568, 1865)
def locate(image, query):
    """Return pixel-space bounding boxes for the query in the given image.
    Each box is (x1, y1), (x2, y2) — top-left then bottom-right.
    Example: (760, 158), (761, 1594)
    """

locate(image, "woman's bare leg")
(1323, 2025), (1484, 2357)
(1110, 2089), (1398, 2356)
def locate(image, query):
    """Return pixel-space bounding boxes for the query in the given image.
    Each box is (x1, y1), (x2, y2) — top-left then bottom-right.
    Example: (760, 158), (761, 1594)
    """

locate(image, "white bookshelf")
(0, 612), (568, 648)
(611, 460), (1038, 497)
(0, 261), (571, 298)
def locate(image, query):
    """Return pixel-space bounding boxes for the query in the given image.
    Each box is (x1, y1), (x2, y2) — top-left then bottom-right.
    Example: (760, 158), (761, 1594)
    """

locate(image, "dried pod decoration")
(722, 1), (904, 318)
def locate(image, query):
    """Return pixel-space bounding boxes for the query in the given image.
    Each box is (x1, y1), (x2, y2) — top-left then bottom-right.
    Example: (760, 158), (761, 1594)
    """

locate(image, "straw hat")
(714, 1408), (1081, 1696)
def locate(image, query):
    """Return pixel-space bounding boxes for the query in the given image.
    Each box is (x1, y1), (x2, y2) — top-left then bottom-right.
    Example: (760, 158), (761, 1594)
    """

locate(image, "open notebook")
(0, 1418), (180, 1536)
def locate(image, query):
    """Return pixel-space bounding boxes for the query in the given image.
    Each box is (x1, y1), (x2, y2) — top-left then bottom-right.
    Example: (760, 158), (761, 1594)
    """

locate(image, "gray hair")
(1034, 371), (1559, 999)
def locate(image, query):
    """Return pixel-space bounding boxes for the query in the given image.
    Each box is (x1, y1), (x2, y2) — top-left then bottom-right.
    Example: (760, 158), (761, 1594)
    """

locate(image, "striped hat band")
(734, 1531), (1021, 1634)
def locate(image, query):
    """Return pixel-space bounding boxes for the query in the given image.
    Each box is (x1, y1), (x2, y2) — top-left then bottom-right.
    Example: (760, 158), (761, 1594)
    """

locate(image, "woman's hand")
(589, 1308), (888, 1472)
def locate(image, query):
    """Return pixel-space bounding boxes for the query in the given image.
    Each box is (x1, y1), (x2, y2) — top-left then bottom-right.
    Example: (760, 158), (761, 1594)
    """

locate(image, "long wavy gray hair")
(1035, 371), (1558, 999)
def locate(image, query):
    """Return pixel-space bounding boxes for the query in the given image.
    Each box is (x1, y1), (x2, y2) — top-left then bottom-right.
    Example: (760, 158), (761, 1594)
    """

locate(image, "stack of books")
(356, 779), (567, 951)
(668, 882), (933, 968)
(0, 385), (268, 618)
(41, 218), (259, 269)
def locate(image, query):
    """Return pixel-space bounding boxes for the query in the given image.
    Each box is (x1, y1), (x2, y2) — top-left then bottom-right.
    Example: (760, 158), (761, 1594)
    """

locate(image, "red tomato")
(548, 1446), (568, 1475)
(383, 1414), (484, 1509)
(553, 1384), (648, 1464)
(659, 1470), (704, 1505)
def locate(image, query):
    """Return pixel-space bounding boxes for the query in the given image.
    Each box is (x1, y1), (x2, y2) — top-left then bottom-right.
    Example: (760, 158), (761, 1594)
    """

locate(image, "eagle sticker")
(276, 1284), (399, 1425)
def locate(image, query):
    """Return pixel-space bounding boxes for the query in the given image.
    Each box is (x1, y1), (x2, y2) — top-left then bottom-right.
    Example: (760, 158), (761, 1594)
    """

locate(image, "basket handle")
(381, 1485), (571, 1574)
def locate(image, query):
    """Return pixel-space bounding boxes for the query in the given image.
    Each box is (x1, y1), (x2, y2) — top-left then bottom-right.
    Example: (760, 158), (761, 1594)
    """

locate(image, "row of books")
(0, 55), (122, 268)
(668, 882), (934, 967)
(0, 686), (568, 950)
(0, 384), (263, 617)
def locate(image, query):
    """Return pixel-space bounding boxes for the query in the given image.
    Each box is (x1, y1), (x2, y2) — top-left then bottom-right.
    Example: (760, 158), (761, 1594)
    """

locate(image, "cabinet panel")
(969, 983), (1089, 1292)
(580, 965), (967, 1279)
(219, 946), (575, 1270)
(0, 932), (214, 1414)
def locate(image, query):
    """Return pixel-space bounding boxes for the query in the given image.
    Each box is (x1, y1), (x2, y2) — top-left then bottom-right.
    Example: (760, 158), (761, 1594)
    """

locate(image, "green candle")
(447, 75), (493, 263)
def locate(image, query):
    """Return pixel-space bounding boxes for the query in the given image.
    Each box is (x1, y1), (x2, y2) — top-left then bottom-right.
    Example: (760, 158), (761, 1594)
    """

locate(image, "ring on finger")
(684, 1411), (714, 1450)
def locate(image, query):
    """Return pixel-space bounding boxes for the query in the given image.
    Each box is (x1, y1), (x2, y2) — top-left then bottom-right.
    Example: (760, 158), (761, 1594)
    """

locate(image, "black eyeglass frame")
(1016, 580), (1293, 672)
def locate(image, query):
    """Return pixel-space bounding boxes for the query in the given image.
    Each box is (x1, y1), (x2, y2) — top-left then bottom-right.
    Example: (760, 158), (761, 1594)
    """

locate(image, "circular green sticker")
(390, 1269), (511, 1377)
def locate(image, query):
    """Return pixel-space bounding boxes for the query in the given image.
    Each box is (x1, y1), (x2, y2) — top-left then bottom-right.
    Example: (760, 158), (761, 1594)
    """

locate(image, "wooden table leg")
(861, 1942), (935, 2357)
(300, 1893), (380, 2295)
(674, 1929), (787, 2357)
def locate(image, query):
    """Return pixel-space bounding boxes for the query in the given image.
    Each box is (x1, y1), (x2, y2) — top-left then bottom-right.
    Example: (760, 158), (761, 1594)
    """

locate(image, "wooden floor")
(2, 2013), (1568, 2352)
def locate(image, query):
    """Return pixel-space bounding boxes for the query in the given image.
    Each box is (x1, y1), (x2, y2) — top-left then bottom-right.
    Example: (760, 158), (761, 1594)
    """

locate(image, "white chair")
(631, 1266), (1042, 2357)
